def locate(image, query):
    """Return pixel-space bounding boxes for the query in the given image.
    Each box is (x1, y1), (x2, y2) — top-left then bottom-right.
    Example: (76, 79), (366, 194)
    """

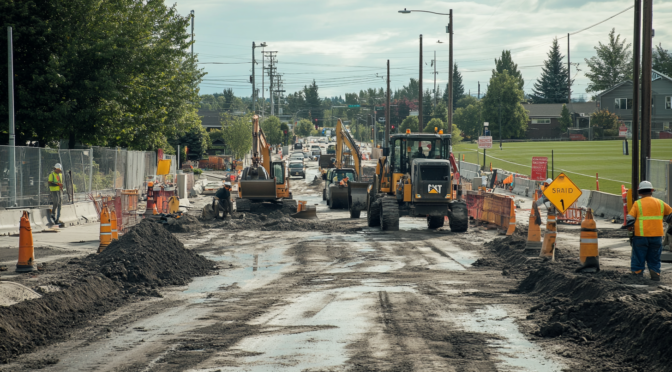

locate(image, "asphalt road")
(1, 157), (578, 372)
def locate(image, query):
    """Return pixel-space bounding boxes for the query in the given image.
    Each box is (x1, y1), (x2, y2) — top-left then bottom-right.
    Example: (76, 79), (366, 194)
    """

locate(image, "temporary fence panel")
(557, 201), (583, 225)
(648, 159), (670, 204)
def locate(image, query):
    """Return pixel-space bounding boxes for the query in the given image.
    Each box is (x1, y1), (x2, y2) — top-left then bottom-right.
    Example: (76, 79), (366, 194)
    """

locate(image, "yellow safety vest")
(48, 172), (62, 192)
(629, 197), (672, 237)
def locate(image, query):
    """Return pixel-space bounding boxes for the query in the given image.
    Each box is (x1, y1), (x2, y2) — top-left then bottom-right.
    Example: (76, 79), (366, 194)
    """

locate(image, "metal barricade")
(116, 189), (140, 233)
(558, 201), (583, 225)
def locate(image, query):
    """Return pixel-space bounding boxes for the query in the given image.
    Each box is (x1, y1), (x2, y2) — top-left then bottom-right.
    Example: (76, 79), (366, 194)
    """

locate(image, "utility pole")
(478, 81), (480, 99)
(419, 34), (423, 132)
(190, 10), (194, 58)
(385, 60), (391, 156)
(632, 0), (641, 200)
(265, 52), (277, 116)
(498, 101), (502, 150)
(7, 27), (16, 207)
(567, 33), (571, 104)
(262, 48), (265, 116)
(640, 0), (653, 181)
(252, 42), (256, 114)
(448, 9), (453, 128)
(433, 51), (437, 106)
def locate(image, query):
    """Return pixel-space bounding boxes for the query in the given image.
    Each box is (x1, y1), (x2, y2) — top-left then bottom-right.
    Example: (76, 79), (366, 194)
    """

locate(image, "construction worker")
(48, 164), (64, 223)
(339, 176), (349, 187)
(535, 178), (554, 208)
(624, 181), (672, 281)
(215, 182), (233, 219)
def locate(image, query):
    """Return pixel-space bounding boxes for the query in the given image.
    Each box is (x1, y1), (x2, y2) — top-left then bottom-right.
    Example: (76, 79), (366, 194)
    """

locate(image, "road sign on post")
(543, 173), (582, 214)
(348, 104), (360, 108)
(478, 136), (492, 149)
(531, 157), (548, 181)
(619, 125), (628, 137)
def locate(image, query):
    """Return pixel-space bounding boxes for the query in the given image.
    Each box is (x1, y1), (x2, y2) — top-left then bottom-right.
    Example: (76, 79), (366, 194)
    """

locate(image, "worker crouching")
(215, 182), (233, 219)
(623, 181), (672, 281)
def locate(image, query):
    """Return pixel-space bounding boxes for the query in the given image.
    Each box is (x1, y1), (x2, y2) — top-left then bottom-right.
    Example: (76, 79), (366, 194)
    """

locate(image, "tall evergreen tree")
(303, 80), (323, 121)
(422, 89), (433, 129)
(531, 38), (571, 103)
(653, 44), (672, 76)
(493, 51), (524, 90)
(584, 28), (632, 93)
(443, 64), (466, 109)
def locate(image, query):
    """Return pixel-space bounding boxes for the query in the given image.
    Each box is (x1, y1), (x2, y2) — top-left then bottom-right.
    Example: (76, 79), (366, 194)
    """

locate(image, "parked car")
(288, 161), (306, 179)
(289, 152), (305, 162)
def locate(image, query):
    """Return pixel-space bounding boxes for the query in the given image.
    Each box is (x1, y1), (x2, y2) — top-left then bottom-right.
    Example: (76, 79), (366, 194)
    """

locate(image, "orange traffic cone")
(16, 211), (36, 272)
(524, 204), (542, 252)
(110, 209), (119, 240)
(506, 198), (516, 236)
(577, 208), (600, 272)
(153, 203), (158, 215)
(98, 206), (112, 253)
(540, 206), (557, 260)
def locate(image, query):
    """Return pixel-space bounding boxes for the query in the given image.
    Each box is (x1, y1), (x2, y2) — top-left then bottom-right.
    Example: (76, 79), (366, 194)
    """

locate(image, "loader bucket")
(347, 182), (369, 213)
(329, 185), (350, 209)
(239, 179), (277, 200)
(291, 204), (318, 219)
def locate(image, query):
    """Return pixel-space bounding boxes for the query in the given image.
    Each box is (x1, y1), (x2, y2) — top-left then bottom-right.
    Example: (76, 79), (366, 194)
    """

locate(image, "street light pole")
(252, 42), (256, 114)
(448, 9), (453, 128)
(419, 34), (423, 132)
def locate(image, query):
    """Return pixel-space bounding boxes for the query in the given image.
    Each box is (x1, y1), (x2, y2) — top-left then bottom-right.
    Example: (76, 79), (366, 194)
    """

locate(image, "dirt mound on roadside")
(0, 275), (122, 364)
(91, 219), (214, 286)
(205, 211), (361, 233)
(164, 214), (203, 233)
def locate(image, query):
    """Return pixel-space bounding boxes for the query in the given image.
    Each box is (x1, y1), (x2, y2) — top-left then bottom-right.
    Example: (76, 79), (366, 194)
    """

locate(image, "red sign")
(158, 148), (164, 160)
(619, 125), (628, 137)
(478, 136), (493, 149)
(570, 134), (586, 141)
(531, 157), (548, 181)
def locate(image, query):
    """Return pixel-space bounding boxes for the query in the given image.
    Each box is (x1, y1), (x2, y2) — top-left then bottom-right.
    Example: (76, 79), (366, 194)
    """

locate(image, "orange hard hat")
(148, 182), (154, 187)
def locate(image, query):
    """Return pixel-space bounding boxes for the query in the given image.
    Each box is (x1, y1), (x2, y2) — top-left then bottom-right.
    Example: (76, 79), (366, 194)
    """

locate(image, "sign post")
(531, 157), (548, 181)
(543, 173), (583, 214)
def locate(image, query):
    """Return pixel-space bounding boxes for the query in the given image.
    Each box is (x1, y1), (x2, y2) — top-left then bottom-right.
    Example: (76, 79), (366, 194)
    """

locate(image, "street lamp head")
(398, 8), (411, 14)
(260, 42), (268, 47)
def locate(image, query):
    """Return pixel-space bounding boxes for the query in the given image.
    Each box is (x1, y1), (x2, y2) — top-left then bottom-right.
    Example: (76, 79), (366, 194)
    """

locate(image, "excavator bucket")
(239, 179), (277, 200)
(291, 203), (318, 219)
(347, 182), (369, 215)
(329, 185), (350, 209)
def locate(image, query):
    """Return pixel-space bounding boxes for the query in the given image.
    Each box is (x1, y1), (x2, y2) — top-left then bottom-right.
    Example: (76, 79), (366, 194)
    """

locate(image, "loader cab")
(389, 134), (452, 175)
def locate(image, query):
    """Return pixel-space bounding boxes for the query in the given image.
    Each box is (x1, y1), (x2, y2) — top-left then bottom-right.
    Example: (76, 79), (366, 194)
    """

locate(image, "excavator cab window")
(273, 163), (285, 184)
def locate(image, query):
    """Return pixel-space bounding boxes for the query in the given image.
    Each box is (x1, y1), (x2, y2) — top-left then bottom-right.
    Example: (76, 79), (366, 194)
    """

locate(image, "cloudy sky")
(168, 0), (672, 101)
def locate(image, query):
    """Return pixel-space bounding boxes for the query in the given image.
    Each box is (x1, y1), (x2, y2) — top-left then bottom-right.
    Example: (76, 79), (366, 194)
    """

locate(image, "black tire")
(328, 194), (334, 209)
(349, 209), (361, 219)
(322, 189), (326, 201)
(367, 197), (381, 227)
(303, 175), (306, 179)
(380, 196), (400, 231)
(448, 202), (469, 233)
(427, 216), (444, 229)
(236, 198), (251, 212)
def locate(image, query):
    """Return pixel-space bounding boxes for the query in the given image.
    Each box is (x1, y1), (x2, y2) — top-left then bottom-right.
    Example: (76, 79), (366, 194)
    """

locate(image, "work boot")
(630, 270), (643, 277)
(650, 271), (661, 282)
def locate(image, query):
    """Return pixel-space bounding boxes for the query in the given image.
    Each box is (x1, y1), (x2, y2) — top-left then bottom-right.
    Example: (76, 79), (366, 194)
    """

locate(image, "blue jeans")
(631, 236), (663, 274)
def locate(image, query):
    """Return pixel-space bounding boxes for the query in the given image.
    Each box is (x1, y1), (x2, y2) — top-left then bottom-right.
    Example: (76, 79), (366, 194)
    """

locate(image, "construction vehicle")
(322, 119), (369, 218)
(236, 116), (315, 218)
(366, 128), (468, 232)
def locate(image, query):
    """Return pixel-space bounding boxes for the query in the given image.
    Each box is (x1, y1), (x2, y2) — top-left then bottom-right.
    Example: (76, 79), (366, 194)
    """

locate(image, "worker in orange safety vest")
(623, 181), (672, 281)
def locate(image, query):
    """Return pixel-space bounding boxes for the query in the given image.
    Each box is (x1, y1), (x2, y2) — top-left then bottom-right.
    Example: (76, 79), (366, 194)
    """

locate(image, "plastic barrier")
(558, 201), (583, 225)
(587, 191), (623, 219)
(480, 193), (515, 232)
(466, 191), (484, 221)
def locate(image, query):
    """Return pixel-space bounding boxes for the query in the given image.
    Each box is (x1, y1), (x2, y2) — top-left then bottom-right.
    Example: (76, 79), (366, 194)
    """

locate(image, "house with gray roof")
(595, 69), (672, 139)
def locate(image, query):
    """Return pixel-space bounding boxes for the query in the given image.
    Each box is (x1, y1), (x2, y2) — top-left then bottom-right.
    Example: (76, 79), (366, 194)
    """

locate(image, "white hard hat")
(224, 182), (231, 187)
(545, 178), (553, 184)
(54, 163), (62, 170)
(638, 180), (654, 191)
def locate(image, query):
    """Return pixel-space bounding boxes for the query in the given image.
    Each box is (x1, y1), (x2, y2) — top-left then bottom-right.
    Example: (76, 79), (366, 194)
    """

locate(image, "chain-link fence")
(0, 145), (157, 208)
(647, 159), (671, 204)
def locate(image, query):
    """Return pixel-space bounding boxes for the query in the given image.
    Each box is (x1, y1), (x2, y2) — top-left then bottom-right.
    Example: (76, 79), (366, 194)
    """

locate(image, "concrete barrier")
(0, 209), (24, 236)
(588, 191), (623, 219)
(576, 189), (592, 208)
(75, 201), (99, 224)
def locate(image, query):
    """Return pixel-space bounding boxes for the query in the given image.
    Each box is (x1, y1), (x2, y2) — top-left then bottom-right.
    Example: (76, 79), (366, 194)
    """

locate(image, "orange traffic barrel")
(16, 211), (36, 272)
(525, 205), (542, 252)
(577, 208), (599, 272)
(98, 206), (112, 253)
(110, 209), (119, 240)
(540, 207), (557, 260)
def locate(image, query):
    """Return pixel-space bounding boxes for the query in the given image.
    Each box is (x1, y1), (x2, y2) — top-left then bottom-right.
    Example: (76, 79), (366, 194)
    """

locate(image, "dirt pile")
(0, 275), (122, 364)
(206, 211), (361, 233)
(164, 214), (203, 233)
(90, 219), (215, 286)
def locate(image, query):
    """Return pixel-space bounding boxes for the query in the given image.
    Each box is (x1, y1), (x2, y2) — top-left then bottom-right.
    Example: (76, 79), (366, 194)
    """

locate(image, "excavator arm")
(334, 119), (363, 179)
(251, 115), (271, 173)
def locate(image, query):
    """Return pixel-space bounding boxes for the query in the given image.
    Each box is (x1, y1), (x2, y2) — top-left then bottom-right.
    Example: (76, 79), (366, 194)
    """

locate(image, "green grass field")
(453, 139), (672, 195)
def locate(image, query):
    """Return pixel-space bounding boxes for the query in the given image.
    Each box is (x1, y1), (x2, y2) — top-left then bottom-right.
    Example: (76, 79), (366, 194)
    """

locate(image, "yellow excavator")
(236, 115), (310, 216)
(322, 119), (369, 218)
(366, 128), (468, 232)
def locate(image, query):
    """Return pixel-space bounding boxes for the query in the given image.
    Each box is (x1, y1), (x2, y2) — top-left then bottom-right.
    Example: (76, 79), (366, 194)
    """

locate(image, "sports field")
(453, 139), (672, 195)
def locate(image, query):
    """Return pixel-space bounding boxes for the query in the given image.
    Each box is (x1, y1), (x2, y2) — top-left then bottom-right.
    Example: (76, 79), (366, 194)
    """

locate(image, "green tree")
(169, 124), (210, 160)
(584, 28), (632, 93)
(531, 38), (571, 103)
(423, 118), (446, 133)
(590, 109), (620, 137)
(261, 116), (282, 145)
(399, 116), (419, 133)
(280, 122), (290, 145)
(422, 89), (433, 129)
(482, 71), (529, 139)
(559, 104), (572, 133)
(444, 63), (465, 108)
(221, 113), (253, 159)
(451, 124), (463, 143)
(455, 96), (478, 109)
(431, 100), (449, 124)
(304, 80), (323, 122)
(295, 119), (314, 137)
(653, 44), (672, 76)
(453, 102), (483, 140)
(493, 50), (524, 90)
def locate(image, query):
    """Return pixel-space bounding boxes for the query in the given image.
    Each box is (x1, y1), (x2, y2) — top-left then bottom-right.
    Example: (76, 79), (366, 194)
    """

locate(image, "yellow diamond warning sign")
(543, 173), (582, 214)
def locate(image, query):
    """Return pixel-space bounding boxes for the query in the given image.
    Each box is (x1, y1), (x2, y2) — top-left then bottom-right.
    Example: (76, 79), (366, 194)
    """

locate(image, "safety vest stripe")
(101, 223), (111, 226)
(581, 238), (598, 243)
(100, 233), (112, 235)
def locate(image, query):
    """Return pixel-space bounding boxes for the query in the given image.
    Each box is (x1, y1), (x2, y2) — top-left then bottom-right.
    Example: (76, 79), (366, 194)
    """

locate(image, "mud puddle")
(453, 305), (565, 371)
